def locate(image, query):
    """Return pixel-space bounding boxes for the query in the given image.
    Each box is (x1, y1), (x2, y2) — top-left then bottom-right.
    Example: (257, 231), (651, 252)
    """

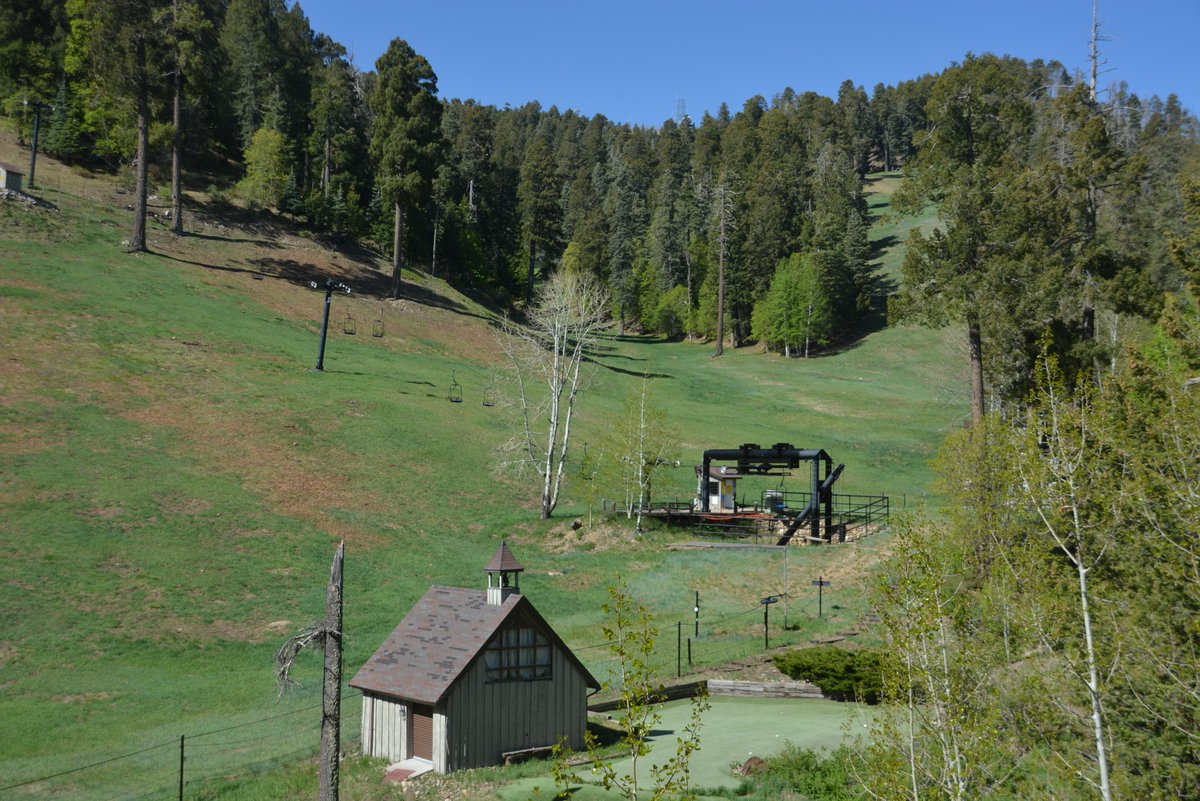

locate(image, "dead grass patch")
(0, 421), (66, 455)
(71, 582), (279, 644)
(101, 556), (142, 578)
(0, 642), (16, 668)
(539, 521), (639, 554)
(85, 506), (126, 519)
(53, 692), (116, 704)
(119, 385), (390, 550)
(159, 495), (213, 517)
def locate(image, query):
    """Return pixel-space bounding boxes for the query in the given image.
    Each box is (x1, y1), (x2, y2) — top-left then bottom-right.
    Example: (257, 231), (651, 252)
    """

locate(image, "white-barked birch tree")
(498, 271), (609, 519)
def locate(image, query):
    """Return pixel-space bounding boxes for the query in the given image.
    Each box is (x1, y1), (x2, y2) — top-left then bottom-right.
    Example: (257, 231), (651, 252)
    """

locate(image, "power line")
(190, 690), (361, 740)
(2, 690), (363, 793)
(0, 739), (176, 792)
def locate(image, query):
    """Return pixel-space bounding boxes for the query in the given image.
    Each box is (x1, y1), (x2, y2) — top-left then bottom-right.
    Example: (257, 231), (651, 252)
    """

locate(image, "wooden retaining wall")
(707, 679), (823, 699)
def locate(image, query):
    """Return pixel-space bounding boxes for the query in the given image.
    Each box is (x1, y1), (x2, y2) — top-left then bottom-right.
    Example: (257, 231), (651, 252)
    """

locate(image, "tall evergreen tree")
(87, 0), (168, 252)
(518, 133), (562, 305)
(369, 38), (442, 298)
(167, 0), (211, 234)
(307, 39), (369, 236)
(219, 0), (280, 151)
(0, 0), (67, 115)
(891, 54), (1038, 423)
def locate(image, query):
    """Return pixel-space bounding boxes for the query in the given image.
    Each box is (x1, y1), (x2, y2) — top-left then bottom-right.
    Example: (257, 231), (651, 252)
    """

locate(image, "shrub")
(772, 646), (882, 703)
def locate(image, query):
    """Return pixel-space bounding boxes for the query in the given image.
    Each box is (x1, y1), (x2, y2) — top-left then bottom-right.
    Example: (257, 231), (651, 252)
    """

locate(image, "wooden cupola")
(484, 540), (524, 605)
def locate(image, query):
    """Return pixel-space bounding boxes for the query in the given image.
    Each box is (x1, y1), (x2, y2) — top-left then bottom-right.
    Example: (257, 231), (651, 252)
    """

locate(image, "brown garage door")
(412, 704), (433, 761)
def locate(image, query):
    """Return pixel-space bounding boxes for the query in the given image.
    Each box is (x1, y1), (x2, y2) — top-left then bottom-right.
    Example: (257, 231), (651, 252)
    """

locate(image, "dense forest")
(3, 1), (1197, 416)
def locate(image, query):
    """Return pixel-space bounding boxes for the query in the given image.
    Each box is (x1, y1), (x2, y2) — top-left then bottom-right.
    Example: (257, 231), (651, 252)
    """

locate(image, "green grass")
(499, 696), (872, 799)
(0, 153), (963, 799)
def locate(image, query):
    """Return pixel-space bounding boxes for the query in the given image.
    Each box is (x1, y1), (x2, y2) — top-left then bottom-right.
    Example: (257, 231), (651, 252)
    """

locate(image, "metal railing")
(762, 490), (890, 538)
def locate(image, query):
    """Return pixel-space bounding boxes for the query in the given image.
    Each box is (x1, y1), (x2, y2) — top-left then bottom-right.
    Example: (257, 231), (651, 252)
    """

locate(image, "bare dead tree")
(275, 541), (344, 801)
(712, 175), (736, 357)
(497, 272), (609, 519)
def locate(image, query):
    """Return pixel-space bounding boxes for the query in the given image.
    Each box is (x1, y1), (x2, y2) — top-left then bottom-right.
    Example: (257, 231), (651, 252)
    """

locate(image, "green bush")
(772, 646), (882, 703)
(708, 745), (863, 801)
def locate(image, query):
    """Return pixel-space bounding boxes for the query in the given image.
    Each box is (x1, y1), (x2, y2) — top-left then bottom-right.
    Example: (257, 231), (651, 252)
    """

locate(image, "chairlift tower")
(310, 279), (351, 371)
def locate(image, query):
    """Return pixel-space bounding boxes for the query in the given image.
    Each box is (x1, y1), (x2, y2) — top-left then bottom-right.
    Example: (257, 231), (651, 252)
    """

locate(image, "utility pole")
(318, 541), (345, 801)
(1090, 0), (1101, 102)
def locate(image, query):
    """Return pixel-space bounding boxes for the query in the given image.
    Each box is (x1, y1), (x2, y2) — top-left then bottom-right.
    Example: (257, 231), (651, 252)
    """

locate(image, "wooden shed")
(350, 542), (599, 773)
(0, 162), (24, 192)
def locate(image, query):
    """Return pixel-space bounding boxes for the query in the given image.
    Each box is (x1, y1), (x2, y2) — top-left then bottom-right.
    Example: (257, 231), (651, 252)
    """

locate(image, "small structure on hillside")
(647, 442), (890, 544)
(351, 542), (599, 773)
(697, 464), (743, 512)
(0, 162), (24, 192)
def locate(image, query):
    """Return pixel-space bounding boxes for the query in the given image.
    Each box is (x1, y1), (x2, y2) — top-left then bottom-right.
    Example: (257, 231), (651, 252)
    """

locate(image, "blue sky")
(298, 0), (1199, 126)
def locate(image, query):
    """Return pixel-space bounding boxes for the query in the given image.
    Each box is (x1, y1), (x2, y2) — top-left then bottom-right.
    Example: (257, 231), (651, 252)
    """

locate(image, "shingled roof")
(484, 540), (524, 573)
(349, 586), (599, 704)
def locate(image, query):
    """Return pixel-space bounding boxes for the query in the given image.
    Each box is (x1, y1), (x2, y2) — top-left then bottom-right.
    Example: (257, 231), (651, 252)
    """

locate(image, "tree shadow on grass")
(870, 234), (899, 258)
(187, 231), (283, 249)
(582, 358), (673, 379)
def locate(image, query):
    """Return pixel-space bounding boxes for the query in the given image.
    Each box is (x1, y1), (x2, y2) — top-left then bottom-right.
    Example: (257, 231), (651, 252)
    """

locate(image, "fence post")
(687, 637), (692, 667)
(676, 621), (682, 677)
(178, 735), (184, 801)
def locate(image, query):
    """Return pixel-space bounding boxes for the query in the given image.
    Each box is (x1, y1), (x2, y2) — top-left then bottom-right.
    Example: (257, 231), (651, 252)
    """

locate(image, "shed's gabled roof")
(0, 162), (23, 175)
(349, 586), (599, 704)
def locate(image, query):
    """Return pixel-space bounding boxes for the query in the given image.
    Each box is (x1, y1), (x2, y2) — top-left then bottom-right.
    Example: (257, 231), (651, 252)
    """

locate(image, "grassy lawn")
(501, 696), (872, 799)
(0, 137), (960, 798)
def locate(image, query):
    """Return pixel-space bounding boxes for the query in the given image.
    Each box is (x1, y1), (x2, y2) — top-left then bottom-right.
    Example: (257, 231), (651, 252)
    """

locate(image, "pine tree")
(890, 54), (1038, 423)
(86, 0), (169, 253)
(219, 0), (280, 152)
(166, 0), (211, 234)
(518, 134), (562, 305)
(369, 38), (442, 298)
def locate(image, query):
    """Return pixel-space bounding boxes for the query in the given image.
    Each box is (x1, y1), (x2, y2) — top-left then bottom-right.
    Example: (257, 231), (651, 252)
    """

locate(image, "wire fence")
(1, 596), (839, 800)
(571, 593), (828, 690)
(0, 691), (362, 801)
